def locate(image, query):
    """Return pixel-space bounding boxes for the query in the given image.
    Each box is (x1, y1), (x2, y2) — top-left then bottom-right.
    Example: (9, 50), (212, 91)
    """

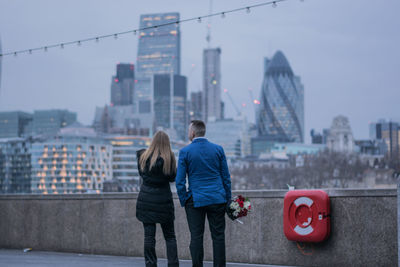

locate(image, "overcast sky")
(0, 0), (399, 142)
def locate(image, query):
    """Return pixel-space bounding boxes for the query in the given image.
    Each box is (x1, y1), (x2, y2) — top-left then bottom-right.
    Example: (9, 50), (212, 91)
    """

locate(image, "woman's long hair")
(139, 131), (176, 175)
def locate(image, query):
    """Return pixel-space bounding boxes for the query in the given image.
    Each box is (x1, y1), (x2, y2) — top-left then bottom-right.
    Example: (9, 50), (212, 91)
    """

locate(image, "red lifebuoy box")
(284, 190), (330, 242)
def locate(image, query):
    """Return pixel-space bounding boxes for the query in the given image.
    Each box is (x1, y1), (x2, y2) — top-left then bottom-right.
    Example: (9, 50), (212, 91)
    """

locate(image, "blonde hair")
(139, 131), (176, 175)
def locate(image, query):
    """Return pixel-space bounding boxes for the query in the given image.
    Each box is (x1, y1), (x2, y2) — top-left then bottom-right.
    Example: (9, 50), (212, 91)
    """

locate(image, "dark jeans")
(185, 197), (226, 267)
(143, 221), (179, 267)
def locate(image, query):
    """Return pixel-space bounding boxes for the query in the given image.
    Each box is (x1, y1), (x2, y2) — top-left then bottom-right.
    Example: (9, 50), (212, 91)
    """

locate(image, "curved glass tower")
(256, 51), (304, 142)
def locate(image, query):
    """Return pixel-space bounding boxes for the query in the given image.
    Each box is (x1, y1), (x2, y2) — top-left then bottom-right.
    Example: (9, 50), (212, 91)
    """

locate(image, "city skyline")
(0, 0), (399, 141)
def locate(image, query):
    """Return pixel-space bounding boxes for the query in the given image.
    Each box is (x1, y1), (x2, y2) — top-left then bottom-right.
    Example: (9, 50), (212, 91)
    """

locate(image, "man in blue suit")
(176, 120), (231, 267)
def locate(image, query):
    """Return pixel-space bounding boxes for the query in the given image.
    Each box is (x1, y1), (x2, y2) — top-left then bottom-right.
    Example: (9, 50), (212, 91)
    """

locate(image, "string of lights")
(0, 0), (300, 58)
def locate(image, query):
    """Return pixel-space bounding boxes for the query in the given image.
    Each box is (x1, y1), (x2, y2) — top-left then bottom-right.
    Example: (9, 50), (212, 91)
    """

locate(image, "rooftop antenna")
(206, 0), (213, 48)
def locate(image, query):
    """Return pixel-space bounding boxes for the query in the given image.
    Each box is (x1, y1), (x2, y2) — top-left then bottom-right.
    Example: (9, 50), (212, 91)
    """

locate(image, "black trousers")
(143, 221), (179, 267)
(185, 197), (226, 267)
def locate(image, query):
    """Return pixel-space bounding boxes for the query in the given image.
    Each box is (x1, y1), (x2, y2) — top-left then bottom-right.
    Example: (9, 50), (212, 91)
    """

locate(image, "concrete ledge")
(0, 188), (395, 200)
(0, 189), (397, 266)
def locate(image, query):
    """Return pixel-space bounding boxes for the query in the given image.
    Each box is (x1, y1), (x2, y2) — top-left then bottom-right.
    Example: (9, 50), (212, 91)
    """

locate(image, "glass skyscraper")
(189, 91), (203, 121)
(135, 12), (181, 107)
(256, 51), (304, 143)
(153, 74), (187, 141)
(203, 48), (222, 122)
(370, 120), (399, 159)
(111, 63), (135, 106)
(133, 12), (182, 136)
(137, 12), (180, 76)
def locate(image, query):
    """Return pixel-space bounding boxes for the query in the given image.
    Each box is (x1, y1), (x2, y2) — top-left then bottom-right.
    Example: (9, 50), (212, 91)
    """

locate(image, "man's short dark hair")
(190, 120), (206, 137)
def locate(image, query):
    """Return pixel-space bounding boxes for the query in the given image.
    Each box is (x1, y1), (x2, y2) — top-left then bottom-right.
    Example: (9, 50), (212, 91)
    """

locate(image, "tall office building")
(135, 13), (181, 114)
(0, 111), (33, 138)
(189, 91), (203, 121)
(137, 13), (180, 75)
(32, 109), (77, 136)
(370, 120), (399, 159)
(256, 51), (304, 142)
(0, 138), (32, 194)
(153, 74), (187, 141)
(203, 48), (222, 122)
(111, 63), (134, 106)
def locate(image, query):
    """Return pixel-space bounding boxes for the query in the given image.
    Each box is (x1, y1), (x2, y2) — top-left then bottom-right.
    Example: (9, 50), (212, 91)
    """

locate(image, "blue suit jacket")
(176, 138), (232, 208)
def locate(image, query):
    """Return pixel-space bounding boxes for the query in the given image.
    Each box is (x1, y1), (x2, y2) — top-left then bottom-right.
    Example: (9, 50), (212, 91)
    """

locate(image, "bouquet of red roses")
(226, 195), (252, 224)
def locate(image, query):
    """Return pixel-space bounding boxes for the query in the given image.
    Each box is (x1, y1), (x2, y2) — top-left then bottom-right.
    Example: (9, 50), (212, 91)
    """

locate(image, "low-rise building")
(0, 137), (32, 193)
(30, 128), (112, 194)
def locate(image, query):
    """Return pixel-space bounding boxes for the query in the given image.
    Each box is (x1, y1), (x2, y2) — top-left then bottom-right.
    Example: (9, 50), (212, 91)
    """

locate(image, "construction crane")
(248, 87), (261, 113)
(206, 0), (213, 47)
(223, 88), (242, 116)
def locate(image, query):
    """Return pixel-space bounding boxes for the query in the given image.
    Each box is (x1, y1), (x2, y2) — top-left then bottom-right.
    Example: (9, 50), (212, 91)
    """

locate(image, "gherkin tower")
(256, 51), (304, 142)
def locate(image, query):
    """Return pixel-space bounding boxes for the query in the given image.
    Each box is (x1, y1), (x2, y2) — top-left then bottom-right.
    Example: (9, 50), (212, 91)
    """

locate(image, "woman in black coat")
(136, 131), (179, 267)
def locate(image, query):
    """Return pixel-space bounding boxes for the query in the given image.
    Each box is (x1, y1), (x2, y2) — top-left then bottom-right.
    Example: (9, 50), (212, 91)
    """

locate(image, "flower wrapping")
(226, 195), (252, 221)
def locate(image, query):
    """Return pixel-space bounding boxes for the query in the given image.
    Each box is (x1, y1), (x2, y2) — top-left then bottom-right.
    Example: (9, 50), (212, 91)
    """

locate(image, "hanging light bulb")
(272, 1), (277, 8)
(29, 49), (32, 54)
(246, 7), (251, 13)
(197, 17), (202, 23)
(114, 34), (118, 39)
(44, 46), (48, 52)
(133, 30), (137, 35)
(95, 37), (99, 43)
(221, 12), (225, 18)
(60, 44), (64, 49)
(77, 41), (81, 46)
(14, 52), (17, 57)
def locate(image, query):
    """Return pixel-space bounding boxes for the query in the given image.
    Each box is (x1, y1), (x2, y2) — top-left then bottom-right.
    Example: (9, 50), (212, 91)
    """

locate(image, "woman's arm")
(168, 154), (177, 182)
(136, 149), (146, 176)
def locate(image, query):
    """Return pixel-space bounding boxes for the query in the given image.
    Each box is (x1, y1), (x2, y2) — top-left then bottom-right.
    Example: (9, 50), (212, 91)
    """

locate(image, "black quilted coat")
(136, 149), (176, 223)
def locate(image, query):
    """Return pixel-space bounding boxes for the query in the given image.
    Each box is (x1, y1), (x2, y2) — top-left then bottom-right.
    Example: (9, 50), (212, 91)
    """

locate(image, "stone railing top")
(0, 188), (396, 200)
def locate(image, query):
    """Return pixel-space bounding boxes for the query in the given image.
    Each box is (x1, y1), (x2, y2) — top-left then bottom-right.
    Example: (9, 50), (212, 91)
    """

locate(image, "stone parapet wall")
(0, 189), (396, 266)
